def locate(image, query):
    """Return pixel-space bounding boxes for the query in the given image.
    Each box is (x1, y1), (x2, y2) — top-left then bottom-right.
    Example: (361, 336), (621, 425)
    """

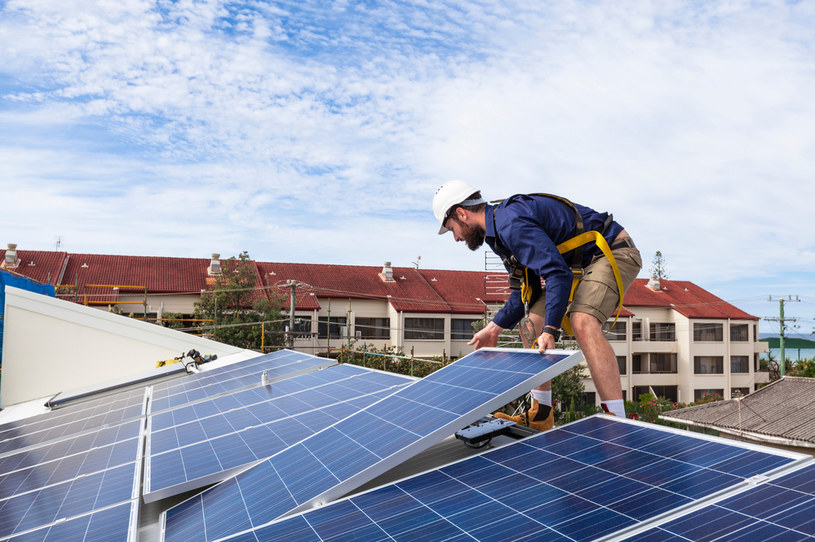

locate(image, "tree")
(650, 250), (669, 280)
(194, 251), (285, 350)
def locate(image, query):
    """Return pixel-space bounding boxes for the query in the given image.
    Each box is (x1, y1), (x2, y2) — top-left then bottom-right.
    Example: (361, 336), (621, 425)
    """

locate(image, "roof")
(2, 248), (758, 320)
(257, 262), (507, 314)
(621, 278), (758, 320)
(660, 377), (815, 447)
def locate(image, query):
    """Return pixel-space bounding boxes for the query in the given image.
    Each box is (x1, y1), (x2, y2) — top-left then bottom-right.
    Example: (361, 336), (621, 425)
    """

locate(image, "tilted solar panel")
(246, 415), (807, 542)
(622, 462), (815, 541)
(148, 349), (336, 414)
(0, 389), (148, 456)
(4, 501), (137, 542)
(0, 419), (144, 540)
(144, 364), (412, 502)
(160, 348), (585, 541)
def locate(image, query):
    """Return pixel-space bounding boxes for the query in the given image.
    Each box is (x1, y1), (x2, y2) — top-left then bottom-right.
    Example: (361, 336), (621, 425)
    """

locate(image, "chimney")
(3, 243), (20, 269)
(646, 275), (661, 291)
(208, 253), (222, 275)
(379, 261), (395, 282)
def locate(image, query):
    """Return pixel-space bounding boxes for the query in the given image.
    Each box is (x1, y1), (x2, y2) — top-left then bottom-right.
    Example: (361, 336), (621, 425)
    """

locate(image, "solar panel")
(160, 348), (585, 541)
(0, 388), (148, 456)
(623, 462), (815, 541)
(144, 364), (412, 502)
(4, 501), (137, 542)
(148, 349), (336, 414)
(0, 420), (142, 502)
(246, 415), (807, 542)
(0, 418), (144, 540)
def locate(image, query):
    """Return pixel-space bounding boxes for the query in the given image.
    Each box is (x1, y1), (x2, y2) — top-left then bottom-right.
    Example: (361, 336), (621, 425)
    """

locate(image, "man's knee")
(569, 312), (602, 337)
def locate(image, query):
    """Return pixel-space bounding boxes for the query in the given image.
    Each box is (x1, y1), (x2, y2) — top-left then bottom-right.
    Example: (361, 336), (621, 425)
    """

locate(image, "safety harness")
(491, 193), (625, 340)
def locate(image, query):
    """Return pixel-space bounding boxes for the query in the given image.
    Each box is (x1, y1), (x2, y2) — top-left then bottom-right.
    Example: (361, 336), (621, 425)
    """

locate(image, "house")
(1, 243), (769, 407)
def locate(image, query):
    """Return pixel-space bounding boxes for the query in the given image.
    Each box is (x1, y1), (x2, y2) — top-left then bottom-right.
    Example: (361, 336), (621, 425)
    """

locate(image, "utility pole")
(765, 295), (799, 377)
(287, 280), (297, 349)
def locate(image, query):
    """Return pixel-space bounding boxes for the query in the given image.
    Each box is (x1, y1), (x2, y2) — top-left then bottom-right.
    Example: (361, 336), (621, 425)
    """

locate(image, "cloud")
(1, 0), (815, 331)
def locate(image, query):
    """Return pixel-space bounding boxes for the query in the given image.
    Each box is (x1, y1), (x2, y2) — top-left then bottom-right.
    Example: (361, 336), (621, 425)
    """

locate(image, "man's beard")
(459, 221), (485, 251)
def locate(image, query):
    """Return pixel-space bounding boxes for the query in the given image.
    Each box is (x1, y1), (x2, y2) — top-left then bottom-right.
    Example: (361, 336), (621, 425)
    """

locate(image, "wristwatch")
(541, 326), (561, 341)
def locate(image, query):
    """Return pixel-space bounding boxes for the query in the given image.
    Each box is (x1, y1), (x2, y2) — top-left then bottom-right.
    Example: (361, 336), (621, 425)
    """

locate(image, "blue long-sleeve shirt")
(485, 194), (624, 331)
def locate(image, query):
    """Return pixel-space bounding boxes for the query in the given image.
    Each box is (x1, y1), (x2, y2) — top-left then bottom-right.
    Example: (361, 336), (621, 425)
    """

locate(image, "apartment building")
(1, 244), (768, 404)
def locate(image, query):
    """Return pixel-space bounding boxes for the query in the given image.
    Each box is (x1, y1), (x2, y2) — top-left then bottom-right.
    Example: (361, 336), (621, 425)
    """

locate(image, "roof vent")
(3, 243), (19, 269)
(208, 253), (222, 276)
(379, 261), (395, 282)
(646, 275), (661, 291)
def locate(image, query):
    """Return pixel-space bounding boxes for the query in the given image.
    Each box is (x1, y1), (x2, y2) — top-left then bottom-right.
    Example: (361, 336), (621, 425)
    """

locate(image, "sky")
(2, 0), (815, 335)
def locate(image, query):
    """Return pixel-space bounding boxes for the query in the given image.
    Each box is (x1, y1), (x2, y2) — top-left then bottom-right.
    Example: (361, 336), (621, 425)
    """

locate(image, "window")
(694, 356), (723, 374)
(291, 315), (312, 337)
(355, 317), (390, 340)
(649, 322), (675, 341)
(694, 322), (723, 342)
(694, 389), (724, 402)
(633, 353), (677, 374)
(405, 318), (444, 340)
(632, 321), (643, 341)
(730, 324), (749, 342)
(318, 316), (346, 339)
(731, 355), (749, 373)
(633, 386), (678, 403)
(451, 319), (480, 340)
(603, 321), (626, 341)
(731, 387), (750, 397)
(577, 392), (596, 409)
(616, 356), (627, 375)
(650, 353), (677, 374)
(632, 354), (644, 374)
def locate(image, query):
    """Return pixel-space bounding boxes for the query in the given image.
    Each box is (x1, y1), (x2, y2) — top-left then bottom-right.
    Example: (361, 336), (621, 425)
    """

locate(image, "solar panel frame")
(159, 348), (586, 541)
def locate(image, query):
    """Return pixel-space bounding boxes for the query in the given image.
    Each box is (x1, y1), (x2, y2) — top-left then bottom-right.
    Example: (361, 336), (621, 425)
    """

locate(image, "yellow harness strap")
(555, 231), (625, 336)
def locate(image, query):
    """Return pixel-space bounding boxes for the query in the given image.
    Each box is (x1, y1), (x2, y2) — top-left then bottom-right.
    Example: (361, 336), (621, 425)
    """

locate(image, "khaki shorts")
(529, 244), (642, 325)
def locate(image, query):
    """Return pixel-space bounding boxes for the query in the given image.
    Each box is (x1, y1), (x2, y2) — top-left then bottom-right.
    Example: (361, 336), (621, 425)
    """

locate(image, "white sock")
(530, 389), (552, 407)
(602, 399), (625, 418)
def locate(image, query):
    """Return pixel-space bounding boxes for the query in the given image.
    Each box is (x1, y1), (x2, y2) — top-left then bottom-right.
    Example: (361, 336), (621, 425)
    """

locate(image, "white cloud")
(1, 0), (815, 330)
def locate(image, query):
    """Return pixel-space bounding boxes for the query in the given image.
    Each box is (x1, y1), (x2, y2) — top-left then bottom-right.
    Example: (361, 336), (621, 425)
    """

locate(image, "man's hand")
(536, 331), (556, 354)
(469, 321), (503, 350)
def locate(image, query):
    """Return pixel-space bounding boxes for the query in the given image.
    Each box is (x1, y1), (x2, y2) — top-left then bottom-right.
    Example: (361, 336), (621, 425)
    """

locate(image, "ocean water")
(765, 348), (815, 362)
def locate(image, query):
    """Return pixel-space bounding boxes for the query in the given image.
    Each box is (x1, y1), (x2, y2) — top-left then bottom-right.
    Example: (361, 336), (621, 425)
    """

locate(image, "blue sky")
(2, 1), (815, 335)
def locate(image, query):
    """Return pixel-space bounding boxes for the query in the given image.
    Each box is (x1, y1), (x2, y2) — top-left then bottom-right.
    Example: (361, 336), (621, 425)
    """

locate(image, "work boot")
(494, 399), (554, 431)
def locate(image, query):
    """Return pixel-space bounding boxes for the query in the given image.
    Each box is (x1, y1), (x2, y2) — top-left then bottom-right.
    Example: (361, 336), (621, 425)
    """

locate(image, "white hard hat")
(432, 180), (485, 234)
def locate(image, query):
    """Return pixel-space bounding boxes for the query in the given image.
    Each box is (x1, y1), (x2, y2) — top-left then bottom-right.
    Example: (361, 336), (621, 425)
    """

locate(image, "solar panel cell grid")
(148, 350), (335, 413)
(248, 416), (804, 542)
(627, 464), (815, 541)
(161, 349), (585, 541)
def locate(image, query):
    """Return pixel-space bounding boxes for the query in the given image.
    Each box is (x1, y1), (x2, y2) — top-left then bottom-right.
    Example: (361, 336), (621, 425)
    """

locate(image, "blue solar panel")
(0, 388), (147, 455)
(160, 348), (585, 541)
(5, 501), (137, 542)
(246, 416), (804, 542)
(0, 421), (142, 502)
(0, 415), (143, 541)
(148, 349), (336, 413)
(0, 461), (139, 539)
(144, 364), (412, 501)
(627, 463), (815, 541)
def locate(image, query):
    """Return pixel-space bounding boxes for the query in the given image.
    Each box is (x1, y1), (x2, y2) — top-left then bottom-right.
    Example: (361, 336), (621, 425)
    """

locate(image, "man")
(433, 180), (641, 430)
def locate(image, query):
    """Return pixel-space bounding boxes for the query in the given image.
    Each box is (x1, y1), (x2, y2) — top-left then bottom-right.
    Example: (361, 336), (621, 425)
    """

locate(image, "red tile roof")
(1, 248), (758, 320)
(0, 250), (67, 285)
(622, 278), (757, 320)
(257, 262), (506, 314)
